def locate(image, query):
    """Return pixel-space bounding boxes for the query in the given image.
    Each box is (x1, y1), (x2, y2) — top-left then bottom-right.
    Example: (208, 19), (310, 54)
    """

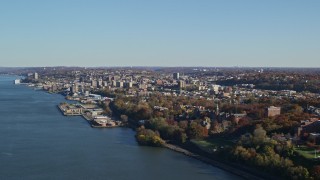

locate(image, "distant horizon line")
(1, 66), (320, 69)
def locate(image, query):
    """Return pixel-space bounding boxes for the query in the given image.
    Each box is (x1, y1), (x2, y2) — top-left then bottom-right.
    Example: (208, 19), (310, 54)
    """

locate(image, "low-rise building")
(267, 106), (281, 117)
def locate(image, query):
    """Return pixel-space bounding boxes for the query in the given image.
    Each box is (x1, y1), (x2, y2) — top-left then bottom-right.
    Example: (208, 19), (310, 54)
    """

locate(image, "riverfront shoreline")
(58, 97), (266, 179)
(163, 143), (267, 180)
(3, 75), (244, 180)
(20, 79), (266, 179)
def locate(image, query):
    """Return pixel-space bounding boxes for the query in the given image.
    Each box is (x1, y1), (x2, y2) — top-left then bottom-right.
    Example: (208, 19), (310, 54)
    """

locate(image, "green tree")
(172, 129), (187, 144)
(120, 114), (128, 124)
(286, 166), (309, 180)
(253, 124), (267, 145)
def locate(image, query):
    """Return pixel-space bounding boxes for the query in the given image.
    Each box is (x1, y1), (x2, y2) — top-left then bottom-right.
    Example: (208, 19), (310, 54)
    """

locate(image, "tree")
(311, 165), (320, 179)
(136, 128), (164, 147)
(253, 124), (267, 145)
(160, 125), (176, 140)
(135, 105), (152, 120)
(186, 122), (208, 139)
(210, 121), (223, 134)
(238, 117), (250, 126)
(105, 106), (112, 116)
(172, 129), (187, 144)
(233, 146), (255, 161)
(178, 120), (188, 130)
(147, 117), (168, 130)
(120, 114), (128, 124)
(286, 166), (309, 179)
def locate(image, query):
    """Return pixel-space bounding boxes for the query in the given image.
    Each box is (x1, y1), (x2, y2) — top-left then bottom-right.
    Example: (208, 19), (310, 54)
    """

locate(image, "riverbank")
(19, 79), (268, 179)
(163, 143), (276, 180)
(3, 74), (243, 180)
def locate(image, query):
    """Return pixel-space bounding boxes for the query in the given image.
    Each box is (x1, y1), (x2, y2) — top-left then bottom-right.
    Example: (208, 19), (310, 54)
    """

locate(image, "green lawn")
(294, 146), (318, 159)
(191, 138), (234, 153)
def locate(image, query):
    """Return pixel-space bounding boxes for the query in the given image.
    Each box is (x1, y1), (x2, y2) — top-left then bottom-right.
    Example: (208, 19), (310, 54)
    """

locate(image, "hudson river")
(0, 75), (241, 180)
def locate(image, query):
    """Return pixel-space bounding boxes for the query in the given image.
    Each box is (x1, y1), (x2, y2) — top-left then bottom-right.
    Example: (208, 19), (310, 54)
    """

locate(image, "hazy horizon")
(1, 65), (320, 69)
(1, 1), (319, 67)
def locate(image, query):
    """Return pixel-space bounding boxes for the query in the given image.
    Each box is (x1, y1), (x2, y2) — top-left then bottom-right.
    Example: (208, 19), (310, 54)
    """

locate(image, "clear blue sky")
(0, 0), (319, 67)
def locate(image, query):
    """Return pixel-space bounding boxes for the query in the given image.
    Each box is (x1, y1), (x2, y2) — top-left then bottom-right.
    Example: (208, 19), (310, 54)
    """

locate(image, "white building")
(34, 72), (38, 80)
(14, 79), (21, 84)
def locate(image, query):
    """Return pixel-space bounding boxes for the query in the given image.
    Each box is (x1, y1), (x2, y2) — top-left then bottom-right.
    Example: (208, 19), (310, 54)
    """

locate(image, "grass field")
(191, 138), (234, 153)
(294, 146), (319, 159)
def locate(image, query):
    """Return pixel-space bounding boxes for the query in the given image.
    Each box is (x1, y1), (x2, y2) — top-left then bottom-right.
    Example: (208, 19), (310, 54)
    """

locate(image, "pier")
(58, 103), (123, 128)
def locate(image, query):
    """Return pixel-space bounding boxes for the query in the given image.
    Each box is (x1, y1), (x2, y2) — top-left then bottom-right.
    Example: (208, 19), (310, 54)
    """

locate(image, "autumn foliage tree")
(136, 127), (164, 147)
(311, 165), (320, 180)
(186, 121), (208, 139)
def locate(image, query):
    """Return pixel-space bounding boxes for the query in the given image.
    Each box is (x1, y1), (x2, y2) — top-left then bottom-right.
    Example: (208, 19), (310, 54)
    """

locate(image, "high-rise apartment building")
(178, 80), (186, 88)
(173, 72), (179, 80)
(34, 72), (39, 80)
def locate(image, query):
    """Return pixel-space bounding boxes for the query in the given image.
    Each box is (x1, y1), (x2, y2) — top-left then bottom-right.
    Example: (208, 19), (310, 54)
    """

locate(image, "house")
(301, 120), (320, 135)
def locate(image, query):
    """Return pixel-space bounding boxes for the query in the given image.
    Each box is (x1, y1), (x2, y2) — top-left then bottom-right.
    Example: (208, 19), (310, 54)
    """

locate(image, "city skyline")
(1, 0), (319, 67)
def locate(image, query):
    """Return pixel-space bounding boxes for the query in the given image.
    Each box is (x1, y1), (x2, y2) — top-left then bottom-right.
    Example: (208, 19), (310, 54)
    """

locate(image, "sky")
(0, 0), (319, 67)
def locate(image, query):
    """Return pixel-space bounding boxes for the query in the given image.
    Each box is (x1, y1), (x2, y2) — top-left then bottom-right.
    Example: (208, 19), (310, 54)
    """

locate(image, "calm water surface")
(0, 75), (241, 180)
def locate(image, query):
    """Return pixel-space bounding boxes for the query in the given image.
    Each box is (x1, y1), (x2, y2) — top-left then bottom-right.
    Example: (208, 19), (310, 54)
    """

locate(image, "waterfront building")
(51, 84), (57, 92)
(14, 79), (21, 84)
(60, 104), (83, 115)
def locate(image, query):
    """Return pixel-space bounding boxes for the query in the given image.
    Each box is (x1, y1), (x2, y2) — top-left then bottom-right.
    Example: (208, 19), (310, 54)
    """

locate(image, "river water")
(0, 75), (241, 180)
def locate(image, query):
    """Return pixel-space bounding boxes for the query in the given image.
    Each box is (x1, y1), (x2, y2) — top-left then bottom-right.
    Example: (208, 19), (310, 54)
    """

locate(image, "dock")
(58, 103), (123, 128)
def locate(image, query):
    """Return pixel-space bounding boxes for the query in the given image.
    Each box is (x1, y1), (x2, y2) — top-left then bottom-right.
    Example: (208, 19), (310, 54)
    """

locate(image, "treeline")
(231, 125), (310, 179)
(217, 72), (320, 93)
(135, 117), (209, 146)
(136, 128), (165, 146)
